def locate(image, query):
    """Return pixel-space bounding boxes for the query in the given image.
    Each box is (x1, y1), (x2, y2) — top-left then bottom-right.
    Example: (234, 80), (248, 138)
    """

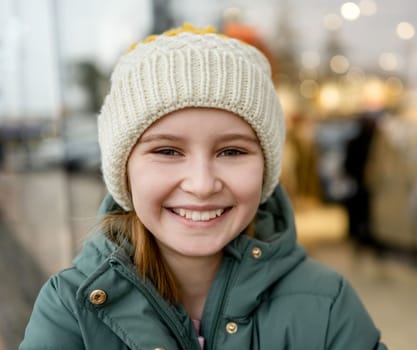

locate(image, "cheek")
(236, 158), (264, 197)
(129, 175), (160, 228)
(128, 161), (174, 213)
(129, 174), (147, 205)
(127, 158), (152, 209)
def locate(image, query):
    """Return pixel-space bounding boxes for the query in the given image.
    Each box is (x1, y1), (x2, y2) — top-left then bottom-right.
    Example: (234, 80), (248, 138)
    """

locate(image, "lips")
(171, 208), (226, 221)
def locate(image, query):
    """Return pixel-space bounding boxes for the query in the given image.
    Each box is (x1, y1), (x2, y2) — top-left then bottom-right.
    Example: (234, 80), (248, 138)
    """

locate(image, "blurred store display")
(1, 114), (100, 173)
(33, 115), (100, 172)
(366, 112), (417, 250)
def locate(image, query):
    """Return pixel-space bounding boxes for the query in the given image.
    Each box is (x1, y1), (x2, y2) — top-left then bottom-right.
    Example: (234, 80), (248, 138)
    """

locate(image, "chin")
(177, 245), (224, 258)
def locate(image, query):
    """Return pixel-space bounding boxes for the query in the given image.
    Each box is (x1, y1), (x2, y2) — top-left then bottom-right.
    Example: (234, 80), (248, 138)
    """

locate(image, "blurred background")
(1, 0), (417, 348)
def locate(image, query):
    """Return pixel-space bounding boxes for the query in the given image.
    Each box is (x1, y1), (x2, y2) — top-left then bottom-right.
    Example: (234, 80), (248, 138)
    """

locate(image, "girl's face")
(127, 108), (264, 260)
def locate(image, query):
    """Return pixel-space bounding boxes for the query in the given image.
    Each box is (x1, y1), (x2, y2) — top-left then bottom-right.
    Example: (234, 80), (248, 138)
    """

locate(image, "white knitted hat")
(98, 24), (285, 211)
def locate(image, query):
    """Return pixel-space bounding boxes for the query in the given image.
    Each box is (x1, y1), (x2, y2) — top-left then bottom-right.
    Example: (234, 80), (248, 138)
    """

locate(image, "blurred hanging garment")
(365, 114), (417, 250)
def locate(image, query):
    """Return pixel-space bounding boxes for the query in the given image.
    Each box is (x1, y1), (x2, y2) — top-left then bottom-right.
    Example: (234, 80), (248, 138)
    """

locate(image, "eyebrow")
(139, 134), (183, 144)
(139, 133), (260, 145)
(216, 133), (260, 144)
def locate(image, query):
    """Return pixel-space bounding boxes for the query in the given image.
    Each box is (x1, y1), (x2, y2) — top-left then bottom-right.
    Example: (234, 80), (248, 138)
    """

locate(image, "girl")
(20, 24), (388, 349)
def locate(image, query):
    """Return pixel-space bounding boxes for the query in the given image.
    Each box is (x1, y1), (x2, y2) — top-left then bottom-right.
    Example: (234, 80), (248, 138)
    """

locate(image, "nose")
(180, 157), (223, 198)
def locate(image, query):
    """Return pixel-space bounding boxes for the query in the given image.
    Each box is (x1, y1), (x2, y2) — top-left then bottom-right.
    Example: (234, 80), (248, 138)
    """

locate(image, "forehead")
(141, 107), (258, 138)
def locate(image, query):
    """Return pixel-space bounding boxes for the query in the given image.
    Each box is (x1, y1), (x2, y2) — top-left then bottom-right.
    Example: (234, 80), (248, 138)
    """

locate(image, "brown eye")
(219, 149), (246, 157)
(154, 148), (181, 156)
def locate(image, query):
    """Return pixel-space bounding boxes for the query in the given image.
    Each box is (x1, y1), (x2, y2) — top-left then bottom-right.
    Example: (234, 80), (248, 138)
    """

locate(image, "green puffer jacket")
(20, 186), (388, 349)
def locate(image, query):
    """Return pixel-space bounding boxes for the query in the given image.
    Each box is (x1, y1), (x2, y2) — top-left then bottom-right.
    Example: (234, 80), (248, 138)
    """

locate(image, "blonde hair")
(100, 211), (255, 304)
(101, 211), (180, 303)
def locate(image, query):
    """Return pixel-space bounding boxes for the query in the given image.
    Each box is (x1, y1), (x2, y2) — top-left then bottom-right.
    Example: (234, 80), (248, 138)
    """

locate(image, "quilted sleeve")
(19, 276), (84, 350)
(325, 277), (389, 350)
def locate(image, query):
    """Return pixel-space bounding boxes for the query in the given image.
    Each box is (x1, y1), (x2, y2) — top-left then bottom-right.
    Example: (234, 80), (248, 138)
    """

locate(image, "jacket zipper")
(205, 256), (236, 350)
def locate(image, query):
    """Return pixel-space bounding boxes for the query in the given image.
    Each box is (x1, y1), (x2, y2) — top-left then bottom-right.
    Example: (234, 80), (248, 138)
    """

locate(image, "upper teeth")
(173, 208), (224, 221)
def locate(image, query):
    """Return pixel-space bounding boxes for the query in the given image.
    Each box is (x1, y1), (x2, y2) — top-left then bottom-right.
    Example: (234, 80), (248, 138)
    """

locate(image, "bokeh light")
(378, 52), (400, 71)
(396, 22), (415, 40)
(340, 2), (361, 21)
(362, 77), (388, 110)
(318, 83), (342, 112)
(330, 55), (350, 74)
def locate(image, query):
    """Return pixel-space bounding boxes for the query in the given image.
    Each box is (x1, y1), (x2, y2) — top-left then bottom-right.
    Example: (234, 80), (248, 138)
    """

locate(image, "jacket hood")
(74, 185), (305, 319)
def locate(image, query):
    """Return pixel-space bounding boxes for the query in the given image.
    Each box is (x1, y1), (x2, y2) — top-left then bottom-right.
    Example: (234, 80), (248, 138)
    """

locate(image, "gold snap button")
(226, 321), (238, 334)
(89, 289), (107, 305)
(252, 246), (262, 258)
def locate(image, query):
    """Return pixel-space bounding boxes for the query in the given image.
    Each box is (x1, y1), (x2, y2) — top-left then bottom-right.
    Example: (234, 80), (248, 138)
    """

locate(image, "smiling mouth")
(171, 208), (228, 222)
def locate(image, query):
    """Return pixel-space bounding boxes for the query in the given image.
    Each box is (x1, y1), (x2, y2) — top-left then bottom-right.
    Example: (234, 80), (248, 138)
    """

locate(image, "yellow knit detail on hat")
(127, 42), (138, 52)
(161, 22), (217, 37)
(127, 23), (219, 53)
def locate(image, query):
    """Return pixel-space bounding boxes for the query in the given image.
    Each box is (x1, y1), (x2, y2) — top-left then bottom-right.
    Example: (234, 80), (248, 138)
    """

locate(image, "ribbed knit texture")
(98, 31), (285, 211)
